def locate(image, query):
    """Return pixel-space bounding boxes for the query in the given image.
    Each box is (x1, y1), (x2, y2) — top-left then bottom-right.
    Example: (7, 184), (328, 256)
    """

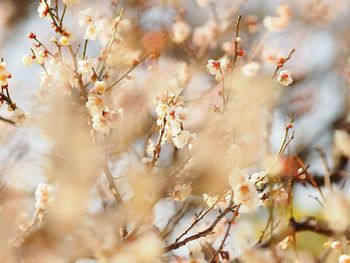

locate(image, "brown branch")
(106, 54), (148, 90)
(43, 0), (63, 33)
(103, 135), (122, 205)
(209, 205), (240, 263)
(67, 45), (86, 98)
(162, 201), (190, 238)
(98, 8), (124, 79)
(10, 211), (41, 248)
(316, 147), (332, 191)
(165, 205), (238, 252)
(150, 117), (167, 167)
(232, 15), (242, 68)
(103, 161), (123, 204)
(172, 191), (229, 244)
(0, 116), (15, 125)
(258, 217), (350, 249)
(271, 48), (296, 79)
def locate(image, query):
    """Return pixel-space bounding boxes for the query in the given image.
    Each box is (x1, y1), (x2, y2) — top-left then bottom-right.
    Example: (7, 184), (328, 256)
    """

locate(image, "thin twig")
(103, 136), (123, 204)
(165, 205), (238, 252)
(258, 217), (350, 249)
(173, 191), (231, 244)
(150, 117), (167, 167)
(209, 205), (240, 263)
(98, 8), (124, 78)
(0, 116), (15, 125)
(106, 54), (148, 90)
(316, 148), (332, 191)
(232, 15), (242, 68)
(82, 39), (89, 60)
(43, 0), (62, 33)
(60, 5), (67, 28)
(162, 201), (190, 238)
(10, 211), (41, 248)
(271, 48), (296, 80)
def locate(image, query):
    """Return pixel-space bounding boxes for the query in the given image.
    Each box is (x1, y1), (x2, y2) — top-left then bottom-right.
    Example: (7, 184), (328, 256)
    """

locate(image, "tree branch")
(0, 116), (15, 125)
(165, 205), (238, 252)
(258, 217), (350, 249)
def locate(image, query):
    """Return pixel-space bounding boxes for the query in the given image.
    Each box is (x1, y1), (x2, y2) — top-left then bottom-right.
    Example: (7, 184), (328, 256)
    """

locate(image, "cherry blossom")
(35, 183), (54, 212)
(37, 0), (50, 19)
(173, 184), (192, 201)
(277, 70), (293, 86)
(207, 56), (231, 81)
(0, 61), (11, 87)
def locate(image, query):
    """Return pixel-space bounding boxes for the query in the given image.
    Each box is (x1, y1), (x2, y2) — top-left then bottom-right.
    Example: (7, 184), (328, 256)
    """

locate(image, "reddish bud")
(286, 123), (293, 129)
(237, 48), (245, 57)
(278, 58), (285, 68)
(27, 32), (37, 39)
(212, 61), (221, 70)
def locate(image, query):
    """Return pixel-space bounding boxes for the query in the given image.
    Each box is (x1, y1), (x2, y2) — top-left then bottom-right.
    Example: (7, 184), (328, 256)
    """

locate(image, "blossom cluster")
(153, 78), (192, 149)
(86, 92), (124, 134)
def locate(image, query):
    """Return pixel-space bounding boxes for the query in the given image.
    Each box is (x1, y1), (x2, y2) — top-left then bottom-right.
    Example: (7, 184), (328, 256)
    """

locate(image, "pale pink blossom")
(277, 70), (293, 86)
(207, 56), (231, 81)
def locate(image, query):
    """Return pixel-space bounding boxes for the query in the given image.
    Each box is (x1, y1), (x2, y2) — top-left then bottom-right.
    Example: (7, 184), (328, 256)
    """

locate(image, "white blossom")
(59, 36), (70, 46)
(156, 104), (169, 120)
(85, 23), (101, 40)
(22, 55), (34, 66)
(35, 183), (53, 211)
(12, 108), (29, 126)
(78, 59), (93, 74)
(203, 193), (218, 207)
(0, 62), (11, 86)
(78, 8), (101, 40)
(34, 50), (47, 65)
(86, 95), (123, 133)
(78, 8), (93, 27)
(173, 184), (192, 201)
(37, 0), (50, 18)
(93, 81), (107, 94)
(229, 168), (261, 212)
(250, 171), (269, 190)
(207, 56), (231, 81)
(277, 70), (293, 86)
(172, 130), (190, 149)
